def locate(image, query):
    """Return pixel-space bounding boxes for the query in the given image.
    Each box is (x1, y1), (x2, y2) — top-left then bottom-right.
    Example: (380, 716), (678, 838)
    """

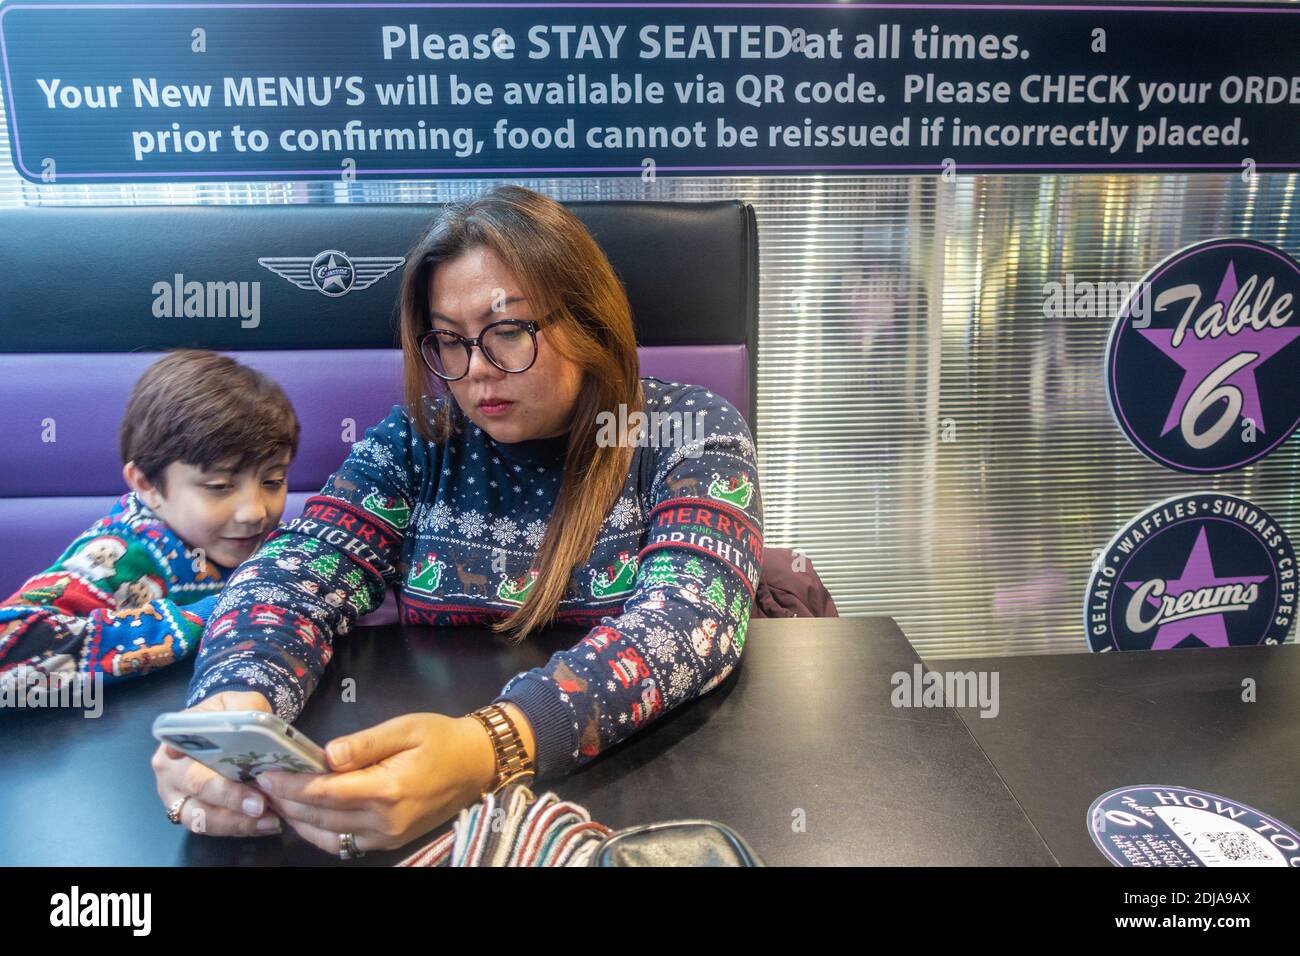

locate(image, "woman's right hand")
(151, 690), (284, 837)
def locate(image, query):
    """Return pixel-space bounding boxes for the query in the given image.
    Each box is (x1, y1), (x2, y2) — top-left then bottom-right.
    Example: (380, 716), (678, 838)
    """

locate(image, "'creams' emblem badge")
(1084, 493), (1295, 651)
(258, 249), (404, 298)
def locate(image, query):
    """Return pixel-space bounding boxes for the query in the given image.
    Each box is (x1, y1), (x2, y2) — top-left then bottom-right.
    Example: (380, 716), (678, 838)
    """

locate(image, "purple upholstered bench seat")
(0, 345), (750, 606)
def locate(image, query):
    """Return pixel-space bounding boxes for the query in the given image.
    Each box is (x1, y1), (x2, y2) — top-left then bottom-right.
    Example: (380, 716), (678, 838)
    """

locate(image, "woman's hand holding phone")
(151, 690), (284, 837)
(253, 711), (498, 856)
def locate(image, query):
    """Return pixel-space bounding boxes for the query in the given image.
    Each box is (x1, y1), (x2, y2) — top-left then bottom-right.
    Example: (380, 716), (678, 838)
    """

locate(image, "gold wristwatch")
(467, 703), (535, 794)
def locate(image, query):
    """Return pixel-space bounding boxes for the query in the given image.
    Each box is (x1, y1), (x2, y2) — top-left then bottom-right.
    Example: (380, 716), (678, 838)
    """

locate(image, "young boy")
(0, 350), (299, 691)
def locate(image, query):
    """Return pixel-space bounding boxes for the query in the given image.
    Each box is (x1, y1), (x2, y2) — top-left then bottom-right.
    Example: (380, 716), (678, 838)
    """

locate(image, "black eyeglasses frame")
(417, 318), (541, 381)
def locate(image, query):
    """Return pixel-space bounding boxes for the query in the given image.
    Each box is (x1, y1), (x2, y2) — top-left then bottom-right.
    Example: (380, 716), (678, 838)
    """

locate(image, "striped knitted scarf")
(397, 783), (612, 867)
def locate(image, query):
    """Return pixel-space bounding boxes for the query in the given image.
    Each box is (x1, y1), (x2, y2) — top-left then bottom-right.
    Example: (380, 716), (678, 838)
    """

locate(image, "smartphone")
(152, 710), (329, 782)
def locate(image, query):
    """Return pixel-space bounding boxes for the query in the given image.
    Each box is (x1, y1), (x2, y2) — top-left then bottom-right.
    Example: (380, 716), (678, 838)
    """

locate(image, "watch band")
(468, 703), (535, 795)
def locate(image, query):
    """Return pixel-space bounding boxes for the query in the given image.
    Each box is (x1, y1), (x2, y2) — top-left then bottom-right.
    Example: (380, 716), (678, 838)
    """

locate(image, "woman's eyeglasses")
(417, 319), (540, 381)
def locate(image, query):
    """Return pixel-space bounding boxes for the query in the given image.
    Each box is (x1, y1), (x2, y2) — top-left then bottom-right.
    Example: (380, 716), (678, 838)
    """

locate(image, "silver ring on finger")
(339, 832), (365, 860)
(167, 796), (190, 825)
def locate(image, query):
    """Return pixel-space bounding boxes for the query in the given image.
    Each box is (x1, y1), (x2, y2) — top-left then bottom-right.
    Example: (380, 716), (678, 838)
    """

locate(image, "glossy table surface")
(945, 643), (1300, 866)
(0, 617), (1055, 866)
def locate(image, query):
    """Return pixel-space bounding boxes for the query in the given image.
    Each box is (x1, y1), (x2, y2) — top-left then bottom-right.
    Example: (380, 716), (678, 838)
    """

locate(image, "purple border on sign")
(1108, 513), (1281, 650)
(2, 0), (1300, 180)
(1107, 241), (1300, 473)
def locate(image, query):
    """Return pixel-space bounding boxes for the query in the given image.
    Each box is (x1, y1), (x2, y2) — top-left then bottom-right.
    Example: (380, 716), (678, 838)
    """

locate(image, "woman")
(151, 184), (763, 857)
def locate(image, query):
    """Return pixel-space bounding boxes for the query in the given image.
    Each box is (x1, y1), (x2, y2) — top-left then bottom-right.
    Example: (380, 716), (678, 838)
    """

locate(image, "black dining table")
(944, 642), (1300, 866)
(0, 617), (1055, 866)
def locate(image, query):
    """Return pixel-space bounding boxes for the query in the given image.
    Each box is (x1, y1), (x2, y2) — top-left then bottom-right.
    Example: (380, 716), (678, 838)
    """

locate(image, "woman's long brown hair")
(397, 185), (643, 642)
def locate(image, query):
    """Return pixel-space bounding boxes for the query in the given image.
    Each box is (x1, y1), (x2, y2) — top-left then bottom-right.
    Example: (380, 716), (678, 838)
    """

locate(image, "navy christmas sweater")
(186, 378), (764, 781)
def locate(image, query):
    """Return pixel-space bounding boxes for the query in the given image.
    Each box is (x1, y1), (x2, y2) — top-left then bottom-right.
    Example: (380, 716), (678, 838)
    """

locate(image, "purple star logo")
(1137, 261), (1300, 437)
(1124, 526), (1268, 650)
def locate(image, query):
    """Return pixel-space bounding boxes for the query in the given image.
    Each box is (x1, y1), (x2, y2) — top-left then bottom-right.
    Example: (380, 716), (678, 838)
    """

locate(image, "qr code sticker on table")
(1203, 830), (1271, 862)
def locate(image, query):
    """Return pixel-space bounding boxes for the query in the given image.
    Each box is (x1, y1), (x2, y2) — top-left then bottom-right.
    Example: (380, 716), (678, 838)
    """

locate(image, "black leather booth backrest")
(0, 200), (758, 420)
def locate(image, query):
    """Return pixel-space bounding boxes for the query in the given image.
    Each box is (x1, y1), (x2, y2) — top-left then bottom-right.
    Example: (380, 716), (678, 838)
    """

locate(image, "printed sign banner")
(3, 0), (1300, 182)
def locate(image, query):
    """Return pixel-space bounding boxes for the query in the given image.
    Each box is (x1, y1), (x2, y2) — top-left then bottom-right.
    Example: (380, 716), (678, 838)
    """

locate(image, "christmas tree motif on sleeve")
(675, 557), (708, 606)
(704, 576), (728, 612)
(407, 552), (447, 595)
(707, 470), (754, 509)
(642, 552), (677, 588)
(306, 552), (340, 579)
(18, 575), (74, 605)
(590, 551), (639, 599)
(341, 566), (366, 591)
(361, 491), (411, 530)
(497, 568), (539, 605)
(260, 535), (294, 558)
(728, 590), (749, 653)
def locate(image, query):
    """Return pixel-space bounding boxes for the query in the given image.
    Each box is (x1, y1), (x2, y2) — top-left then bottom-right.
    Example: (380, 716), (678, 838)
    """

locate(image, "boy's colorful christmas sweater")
(187, 378), (764, 781)
(0, 492), (229, 689)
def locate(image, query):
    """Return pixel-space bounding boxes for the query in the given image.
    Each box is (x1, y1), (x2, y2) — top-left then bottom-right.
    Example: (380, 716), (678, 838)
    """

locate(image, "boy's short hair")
(120, 350), (300, 493)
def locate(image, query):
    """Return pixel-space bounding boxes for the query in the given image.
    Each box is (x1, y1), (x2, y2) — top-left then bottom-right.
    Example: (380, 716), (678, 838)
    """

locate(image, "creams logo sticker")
(1089, 785), (1300, 867)
(1084, 493), (1296, 651)
(1105, 238), (1300, 473)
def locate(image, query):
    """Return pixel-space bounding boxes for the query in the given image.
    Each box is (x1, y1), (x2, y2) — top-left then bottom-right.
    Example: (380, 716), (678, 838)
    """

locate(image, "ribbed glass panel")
(3, 67), (1298, 659)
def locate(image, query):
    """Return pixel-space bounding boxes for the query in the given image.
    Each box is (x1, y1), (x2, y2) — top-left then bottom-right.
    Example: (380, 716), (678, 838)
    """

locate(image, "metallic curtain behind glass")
(3, 95), (1298, 658)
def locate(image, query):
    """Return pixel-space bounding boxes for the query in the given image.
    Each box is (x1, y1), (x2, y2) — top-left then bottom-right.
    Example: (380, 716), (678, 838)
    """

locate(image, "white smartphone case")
(152, 710), (329, 781)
